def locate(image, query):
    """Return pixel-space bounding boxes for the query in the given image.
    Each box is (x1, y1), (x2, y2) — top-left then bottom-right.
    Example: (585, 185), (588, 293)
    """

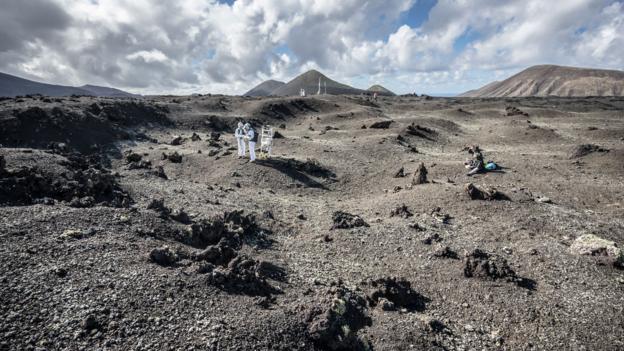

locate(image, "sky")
(1, 0), (623, 96)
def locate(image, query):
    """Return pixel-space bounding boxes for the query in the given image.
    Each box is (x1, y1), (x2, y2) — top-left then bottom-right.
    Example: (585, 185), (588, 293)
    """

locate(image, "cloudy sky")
(1, 0), (623, 95)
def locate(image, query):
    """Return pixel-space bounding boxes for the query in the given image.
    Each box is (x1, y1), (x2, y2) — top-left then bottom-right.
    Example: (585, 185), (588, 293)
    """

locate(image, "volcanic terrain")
(1, 93), (623, 350)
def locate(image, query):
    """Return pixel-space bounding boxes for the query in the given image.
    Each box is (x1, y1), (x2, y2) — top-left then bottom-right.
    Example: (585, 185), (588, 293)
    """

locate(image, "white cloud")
(0, 0), (621, 95)
(127, 50), (169, 63)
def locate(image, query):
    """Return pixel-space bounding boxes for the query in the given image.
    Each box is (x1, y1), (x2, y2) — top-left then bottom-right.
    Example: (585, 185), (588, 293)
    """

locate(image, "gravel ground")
(1, 94), (623, 350)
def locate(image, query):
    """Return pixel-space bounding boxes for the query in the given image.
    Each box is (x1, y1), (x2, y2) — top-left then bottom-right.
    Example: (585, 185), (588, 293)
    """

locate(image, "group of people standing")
(234, 122), (257, 162)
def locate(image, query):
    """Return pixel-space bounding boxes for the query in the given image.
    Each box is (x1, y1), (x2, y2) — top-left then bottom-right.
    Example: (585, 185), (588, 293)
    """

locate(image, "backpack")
(250, 129), (258, 143)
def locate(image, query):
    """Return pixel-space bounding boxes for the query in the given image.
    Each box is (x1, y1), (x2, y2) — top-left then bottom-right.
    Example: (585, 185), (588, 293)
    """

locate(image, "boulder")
(368, 120), (393, 129)
(393, 166), (405, 178)
(171, 136), (183, 145)
(431, 244), (459, 259)
(82, 315), (101, 331)
(390, 204), (413, 218)
(125, 152), (142, 163)
(463, 249), (517, 281)
(570, 234), (623, 267)
(305, 285), (372, 350)
(465, 183), (509, 200)
(331, 211), (369, 230)
(170, 208), (192, 224)
(149, 246), (178, 266)
(154, 165), (167, 179)
(162, 151), (182, 163)
(365, 277), (426, 312)
(412, 163), (427, 185)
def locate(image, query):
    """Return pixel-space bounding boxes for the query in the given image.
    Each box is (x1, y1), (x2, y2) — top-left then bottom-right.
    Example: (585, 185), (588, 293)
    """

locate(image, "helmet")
(243, 123), (251, 130)
(237, 122), (243, 128)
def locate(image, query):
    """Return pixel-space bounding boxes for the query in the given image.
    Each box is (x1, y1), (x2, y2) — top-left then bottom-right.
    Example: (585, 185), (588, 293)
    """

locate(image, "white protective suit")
(235, 122), (246, 157)
(245, 125), (256, 162)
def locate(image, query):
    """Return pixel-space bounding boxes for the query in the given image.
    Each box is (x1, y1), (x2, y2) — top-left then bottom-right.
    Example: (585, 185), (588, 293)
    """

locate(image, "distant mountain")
(367, 84), (395, 96)
(272, 70), (366, 96)
(0, 72), (139, 98)
(80, 85), (140, 98)
(244, 79), (285, 96)
(460, 65), (624, 97)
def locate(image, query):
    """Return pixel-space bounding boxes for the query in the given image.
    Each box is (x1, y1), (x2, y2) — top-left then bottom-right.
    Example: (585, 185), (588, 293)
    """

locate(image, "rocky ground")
(1, 93), (623, 350)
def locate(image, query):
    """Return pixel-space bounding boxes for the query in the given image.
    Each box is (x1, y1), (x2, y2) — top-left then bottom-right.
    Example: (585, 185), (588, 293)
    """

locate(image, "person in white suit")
(234, 122), (246, 158)
(243, 123), (257, 162)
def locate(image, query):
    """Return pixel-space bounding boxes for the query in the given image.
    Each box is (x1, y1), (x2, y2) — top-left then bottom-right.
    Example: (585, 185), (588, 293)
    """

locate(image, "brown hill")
(243, 79), (285, 97)
(460, 65), (624, 97)
(272, 70), (366, 96)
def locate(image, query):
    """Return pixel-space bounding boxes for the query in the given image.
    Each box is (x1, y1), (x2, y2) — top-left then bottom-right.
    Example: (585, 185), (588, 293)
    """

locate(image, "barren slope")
(244, 80), (286, 97)
(461, 65), (624, 97)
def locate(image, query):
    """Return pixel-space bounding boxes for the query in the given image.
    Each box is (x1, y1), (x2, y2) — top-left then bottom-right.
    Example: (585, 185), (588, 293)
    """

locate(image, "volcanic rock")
(162, 151), (182, 163)
(305, 285), (372, 350)
(393, 167), (405, 178)
(505, 106), (529, 117)
(570, 144), (609, 158)
(570, 234), (623, 267)
(463, 249), (517, 281)
(465, 183), (509, 200)
(369, 120), (393, 129)
(390, 204), (413, 218)
(0, 155), (6, 174)
(365, 277), (427, 312)
(171, 136), (183, 145)
(147, 198), (171, 219)
(331, 211), (369, 229)
(412, 163), (428, 185)
(125, 152), (142, 163)
(154, 165), (167, 179)
(149, 246), (178, 266)
(431, 244), (459, 259)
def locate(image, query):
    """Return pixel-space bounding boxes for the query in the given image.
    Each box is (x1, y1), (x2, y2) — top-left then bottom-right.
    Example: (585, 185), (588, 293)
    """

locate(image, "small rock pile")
(505, 106), (529, 117)
(368, 120), (393, 129)
(405, 124), (437, 140)
(146, 198), (191, 223)
(0, 156), (131, 207)
(162, 151), (182, 163)
(331, 211), (369, 229)
(305, 284), (372, 350)
(390, 204), (413, 218)
(364, 277), (427, 312)
(569, 144), (609, 158)
(149, 246), (179, 266)
(125, 151), (152, 170)
(464, 249), (518, 282)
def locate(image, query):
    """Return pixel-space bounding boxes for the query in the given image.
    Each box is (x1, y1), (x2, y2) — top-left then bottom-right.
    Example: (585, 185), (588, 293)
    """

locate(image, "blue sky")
(1, 0), (622, 95)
